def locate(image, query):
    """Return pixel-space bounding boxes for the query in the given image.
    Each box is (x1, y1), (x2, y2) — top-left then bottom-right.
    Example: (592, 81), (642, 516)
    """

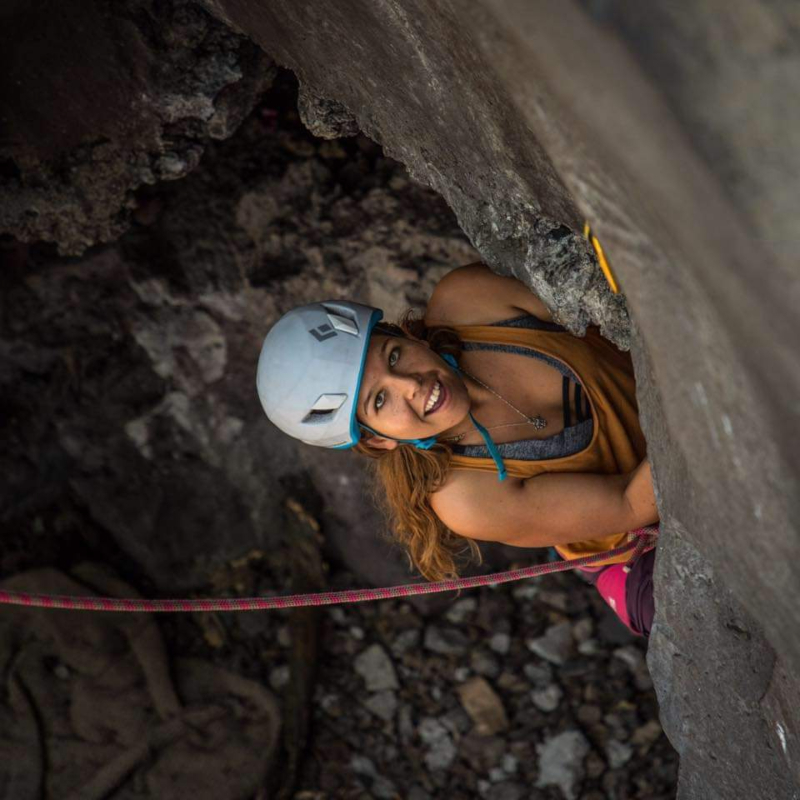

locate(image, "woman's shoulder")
(429, 466), (525, 542)
(424, 262), (554, 327)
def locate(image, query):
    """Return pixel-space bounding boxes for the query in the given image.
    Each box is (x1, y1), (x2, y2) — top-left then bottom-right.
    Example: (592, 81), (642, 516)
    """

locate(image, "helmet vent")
(303, 393), (347, 424)
(310, 393), (347, 411)
(321, 303), (359, 336)
(302, 409), (335, 425)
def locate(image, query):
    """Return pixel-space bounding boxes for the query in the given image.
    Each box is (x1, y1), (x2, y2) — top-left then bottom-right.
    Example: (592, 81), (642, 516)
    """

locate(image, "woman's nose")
(390, 371), (423, 397)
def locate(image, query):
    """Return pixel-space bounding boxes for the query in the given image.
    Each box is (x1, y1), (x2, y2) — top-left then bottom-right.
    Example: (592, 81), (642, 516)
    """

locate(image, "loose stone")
(526, 621), (575, 665)
(445, 597), (478, 623)
(417, 717), (457, 771)
(354, 643), (399, 691)
(485, 782), (526, 800)
(490, 632), (512, 654)
(531, 683), (564, 712)
(364, 690), (398, 722)
(457, 677), (509, 736)
(391, 628), (420, 656)
(523, 662), (553, 686)
(471, 649), (501, 677)
(606, 738), (634, 769)
(631, 719), (663, 748)
(536, 729), (591, 800)
(424, 625), (471, 655)
(269, 664), (290, 690)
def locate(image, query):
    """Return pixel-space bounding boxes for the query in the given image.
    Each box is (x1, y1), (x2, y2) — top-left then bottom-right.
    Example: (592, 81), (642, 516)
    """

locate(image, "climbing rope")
(0, 527), (657, 613)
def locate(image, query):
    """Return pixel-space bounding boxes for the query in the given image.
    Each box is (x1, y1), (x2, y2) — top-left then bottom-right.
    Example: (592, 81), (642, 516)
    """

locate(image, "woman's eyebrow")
(362, 338), (392, 416)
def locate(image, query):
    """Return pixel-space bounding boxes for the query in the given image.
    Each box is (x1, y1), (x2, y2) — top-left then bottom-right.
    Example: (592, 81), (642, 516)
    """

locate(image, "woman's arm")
(430, 460), (658, 548)
(425, 262), (555, 326)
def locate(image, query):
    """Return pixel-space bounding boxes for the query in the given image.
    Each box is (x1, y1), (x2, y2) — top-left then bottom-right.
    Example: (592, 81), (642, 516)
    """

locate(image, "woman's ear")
(362, 434), (399, 451)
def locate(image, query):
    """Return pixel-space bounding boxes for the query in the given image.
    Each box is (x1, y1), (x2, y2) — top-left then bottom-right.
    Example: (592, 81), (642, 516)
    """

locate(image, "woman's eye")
(375, 348), (398, 411)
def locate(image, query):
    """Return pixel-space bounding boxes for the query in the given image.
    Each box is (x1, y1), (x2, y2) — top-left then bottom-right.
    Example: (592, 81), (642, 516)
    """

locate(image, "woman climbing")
(257, 262), (658, 637)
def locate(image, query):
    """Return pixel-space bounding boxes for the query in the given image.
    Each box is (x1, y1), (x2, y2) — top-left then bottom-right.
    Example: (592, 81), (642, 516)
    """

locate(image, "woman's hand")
(622, 458), (658, 529)
(430, 460), (659, 548)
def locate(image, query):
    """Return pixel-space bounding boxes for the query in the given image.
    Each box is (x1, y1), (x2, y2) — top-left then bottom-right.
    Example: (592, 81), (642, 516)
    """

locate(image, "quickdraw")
(584, 221), (620, 294)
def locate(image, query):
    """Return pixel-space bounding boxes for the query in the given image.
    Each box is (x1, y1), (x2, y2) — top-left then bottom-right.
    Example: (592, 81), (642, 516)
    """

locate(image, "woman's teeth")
(425, 381), (442, 414)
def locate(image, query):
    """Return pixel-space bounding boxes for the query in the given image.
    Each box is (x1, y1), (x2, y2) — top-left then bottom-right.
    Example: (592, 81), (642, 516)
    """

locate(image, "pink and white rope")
(0, 527), (658, 614)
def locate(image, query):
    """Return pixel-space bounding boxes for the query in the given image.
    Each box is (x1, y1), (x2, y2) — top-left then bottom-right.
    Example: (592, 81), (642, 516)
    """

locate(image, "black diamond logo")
(310, 324), (337, 342)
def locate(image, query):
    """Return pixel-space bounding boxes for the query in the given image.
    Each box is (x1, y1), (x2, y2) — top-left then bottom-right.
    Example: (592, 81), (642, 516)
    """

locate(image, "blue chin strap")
(359, 352), (507, 482)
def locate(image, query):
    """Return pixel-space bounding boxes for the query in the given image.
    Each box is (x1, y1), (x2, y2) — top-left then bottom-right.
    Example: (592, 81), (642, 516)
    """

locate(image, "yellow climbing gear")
(584, 222), (620, 294)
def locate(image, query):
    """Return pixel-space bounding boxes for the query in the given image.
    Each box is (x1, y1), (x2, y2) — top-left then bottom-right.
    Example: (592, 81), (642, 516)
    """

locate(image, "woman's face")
(356, 334), (470, 447)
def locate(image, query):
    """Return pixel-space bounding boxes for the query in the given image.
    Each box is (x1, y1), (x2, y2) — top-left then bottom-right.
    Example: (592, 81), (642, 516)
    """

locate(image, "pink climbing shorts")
(574, 548), (656, 637)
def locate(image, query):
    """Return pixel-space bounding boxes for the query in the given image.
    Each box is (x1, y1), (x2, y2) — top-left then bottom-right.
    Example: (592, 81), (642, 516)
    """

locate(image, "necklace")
(440, 366), (547, 443)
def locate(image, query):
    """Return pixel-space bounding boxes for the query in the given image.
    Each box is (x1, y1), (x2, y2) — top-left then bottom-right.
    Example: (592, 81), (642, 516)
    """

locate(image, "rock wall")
(0, 0), (273, 254)
(200, 0), (631, 350)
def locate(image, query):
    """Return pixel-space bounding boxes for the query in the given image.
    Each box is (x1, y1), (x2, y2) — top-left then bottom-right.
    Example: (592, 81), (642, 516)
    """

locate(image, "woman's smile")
(424, 379), (447, 415)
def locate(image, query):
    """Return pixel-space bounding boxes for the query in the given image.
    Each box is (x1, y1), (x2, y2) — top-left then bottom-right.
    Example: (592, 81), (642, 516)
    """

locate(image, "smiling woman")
(257, 262), (658, 637)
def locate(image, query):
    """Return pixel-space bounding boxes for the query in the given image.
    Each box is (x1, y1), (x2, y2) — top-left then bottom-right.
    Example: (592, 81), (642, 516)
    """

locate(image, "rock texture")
(201, 0), (631, 348)
(0, 0), (275, 254)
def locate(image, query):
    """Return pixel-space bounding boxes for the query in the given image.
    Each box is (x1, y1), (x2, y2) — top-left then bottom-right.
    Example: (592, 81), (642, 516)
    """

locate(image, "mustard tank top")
(446, 320), (648, 567)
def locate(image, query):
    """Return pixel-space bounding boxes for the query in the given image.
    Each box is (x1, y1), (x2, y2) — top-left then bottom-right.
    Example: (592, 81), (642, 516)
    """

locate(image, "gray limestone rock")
(530, 683), (563, 713)
(648, 526), (796, 799)
(489, 632), (512, 654)
(417, 717), (457, 772)
(363, 690), (398, 722)
(605, 739), (634, 770)
(535, 729), (591, 800)
(354, 644), (399, 693)
(199, 0), (628, 347)
(423, 625), (471, 656)
(525, 621), (575, 665)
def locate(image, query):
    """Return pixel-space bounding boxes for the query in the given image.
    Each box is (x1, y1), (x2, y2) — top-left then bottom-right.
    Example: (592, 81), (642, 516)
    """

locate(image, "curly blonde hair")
(353, 310), (483, 581)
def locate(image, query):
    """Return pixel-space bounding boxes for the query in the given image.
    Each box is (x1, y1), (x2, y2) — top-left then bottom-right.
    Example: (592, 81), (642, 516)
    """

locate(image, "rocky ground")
(294, 570), (676, 799)
(0, 71), (677, 798)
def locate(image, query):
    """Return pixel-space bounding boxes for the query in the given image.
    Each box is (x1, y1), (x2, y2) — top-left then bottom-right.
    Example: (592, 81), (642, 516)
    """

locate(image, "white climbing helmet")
(256, 300), (384, 449)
